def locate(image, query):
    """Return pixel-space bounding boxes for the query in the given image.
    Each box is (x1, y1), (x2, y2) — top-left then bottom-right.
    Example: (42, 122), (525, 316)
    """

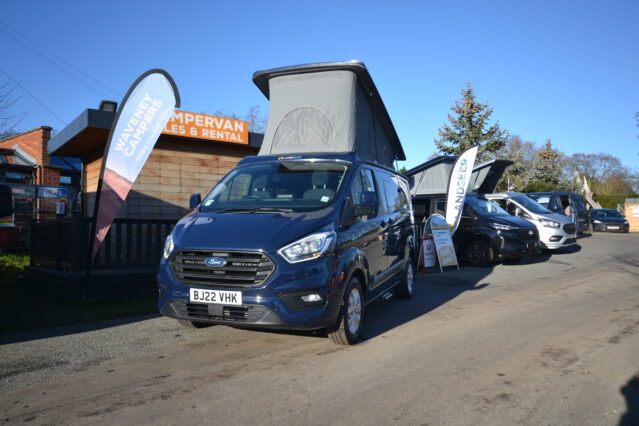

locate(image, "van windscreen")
(200, 161), (349, 213)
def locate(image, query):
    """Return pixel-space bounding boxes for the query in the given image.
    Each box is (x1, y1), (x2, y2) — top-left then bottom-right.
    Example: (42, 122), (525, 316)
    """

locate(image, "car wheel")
(177, 319), (212, 329)
(328, 278), (365, 345)
(465, 240), (493, 267)
(395, 259), (415, 299)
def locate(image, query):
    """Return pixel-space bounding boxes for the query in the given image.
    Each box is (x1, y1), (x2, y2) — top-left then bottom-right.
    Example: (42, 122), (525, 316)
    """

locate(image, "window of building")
(3, 171), (31, 184)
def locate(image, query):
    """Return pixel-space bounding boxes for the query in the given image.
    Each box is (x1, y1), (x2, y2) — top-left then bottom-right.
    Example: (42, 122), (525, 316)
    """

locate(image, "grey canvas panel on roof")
(259, 71), (356, 157)
(410, 162), (454, 196)
(256, 63), (402, 168)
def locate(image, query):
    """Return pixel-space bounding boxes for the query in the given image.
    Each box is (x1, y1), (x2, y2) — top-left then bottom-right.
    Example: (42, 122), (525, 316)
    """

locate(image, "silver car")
(486, 192), (577, 250)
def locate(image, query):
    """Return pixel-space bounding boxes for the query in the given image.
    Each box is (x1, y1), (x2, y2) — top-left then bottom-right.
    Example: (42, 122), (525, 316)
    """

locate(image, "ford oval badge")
(204, 257), (227, 267)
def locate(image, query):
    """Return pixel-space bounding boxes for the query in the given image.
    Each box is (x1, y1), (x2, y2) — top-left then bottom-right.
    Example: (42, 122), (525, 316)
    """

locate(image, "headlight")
(491, 223), (514, 231)
(163, 233), (174, 259)
(593, 219), (602, 224)
(278, 231), (336, 264)
(623, 220), (629, 224)
(540, 218), (560, 228)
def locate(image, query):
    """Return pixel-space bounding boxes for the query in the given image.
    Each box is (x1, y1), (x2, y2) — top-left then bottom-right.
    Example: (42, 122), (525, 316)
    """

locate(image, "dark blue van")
(157, 153), (415, 344)
(158, 61), (416, 344)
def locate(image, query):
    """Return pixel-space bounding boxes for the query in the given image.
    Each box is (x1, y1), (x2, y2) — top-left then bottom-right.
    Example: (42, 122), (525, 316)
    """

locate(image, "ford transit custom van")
(485, 192), (577, 249)
(157, 153), (416, 344)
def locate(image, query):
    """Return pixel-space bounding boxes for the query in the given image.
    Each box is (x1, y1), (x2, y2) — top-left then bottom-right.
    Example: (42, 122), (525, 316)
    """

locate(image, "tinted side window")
(377, 174), (396, 215)
(350, 168), (378, 217)
(548, 196), (562, 212)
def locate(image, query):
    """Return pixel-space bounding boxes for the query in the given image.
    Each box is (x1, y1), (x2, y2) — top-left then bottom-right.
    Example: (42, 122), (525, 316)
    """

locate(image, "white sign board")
(429, 213), (459, 272)
(632, 205), (639, 218)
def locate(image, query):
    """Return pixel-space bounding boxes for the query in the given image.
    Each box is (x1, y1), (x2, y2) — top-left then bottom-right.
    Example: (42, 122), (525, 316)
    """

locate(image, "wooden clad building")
(49, 105), (263, 220)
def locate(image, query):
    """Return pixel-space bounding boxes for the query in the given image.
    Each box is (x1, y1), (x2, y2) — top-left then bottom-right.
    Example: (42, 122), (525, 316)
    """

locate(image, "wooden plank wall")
(83, 137), (258, 220)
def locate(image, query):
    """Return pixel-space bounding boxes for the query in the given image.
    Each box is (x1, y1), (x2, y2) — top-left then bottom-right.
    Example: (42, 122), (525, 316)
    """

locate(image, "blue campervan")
(157, 62), (416, 344)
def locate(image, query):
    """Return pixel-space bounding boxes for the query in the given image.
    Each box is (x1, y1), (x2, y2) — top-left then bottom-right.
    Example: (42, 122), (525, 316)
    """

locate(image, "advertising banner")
(92, 69), (180, 259)
(163, 110), (248, 144)
(430, 213), (459, 272)
(421, 237), (436, 268)
(445, 147), (478, 235)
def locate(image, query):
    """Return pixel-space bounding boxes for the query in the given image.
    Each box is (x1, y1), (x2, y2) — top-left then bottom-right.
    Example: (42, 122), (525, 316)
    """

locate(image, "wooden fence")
(31, 212), (175, 273)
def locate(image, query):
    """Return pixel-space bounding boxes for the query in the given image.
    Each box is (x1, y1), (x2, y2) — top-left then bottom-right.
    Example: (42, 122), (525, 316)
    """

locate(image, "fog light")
(301, 293), (323, 303)
(549, 236), (562, 242)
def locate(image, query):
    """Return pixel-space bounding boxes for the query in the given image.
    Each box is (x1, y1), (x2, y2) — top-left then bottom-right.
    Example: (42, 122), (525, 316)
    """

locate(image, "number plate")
(607, 226), (619, 230)
(189, 288), (242, 306)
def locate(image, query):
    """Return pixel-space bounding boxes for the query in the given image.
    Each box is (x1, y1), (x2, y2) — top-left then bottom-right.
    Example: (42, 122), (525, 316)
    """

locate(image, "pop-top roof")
(406, 156), (514, 196)
(253, 61), (405, 167)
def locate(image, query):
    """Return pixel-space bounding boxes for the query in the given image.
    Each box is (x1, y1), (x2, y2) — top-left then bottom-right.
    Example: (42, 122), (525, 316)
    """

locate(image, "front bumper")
(592, 223), (629, 233)
(495, 235), (541, 259)
(157, 254), (343, 331)
(539, 228), (577, 250)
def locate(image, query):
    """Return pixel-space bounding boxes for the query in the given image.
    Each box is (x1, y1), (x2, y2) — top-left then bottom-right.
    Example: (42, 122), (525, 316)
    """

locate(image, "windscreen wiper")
(210, 207), (293, 214)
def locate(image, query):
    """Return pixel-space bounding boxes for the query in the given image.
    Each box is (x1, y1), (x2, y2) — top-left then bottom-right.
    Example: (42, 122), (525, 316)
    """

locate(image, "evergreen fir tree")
(435, 82), (508, 161)
(532, 139), (562, 187)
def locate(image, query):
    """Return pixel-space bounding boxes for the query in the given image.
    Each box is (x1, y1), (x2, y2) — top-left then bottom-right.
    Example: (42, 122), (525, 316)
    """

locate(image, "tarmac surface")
(1, 232), (638, 425)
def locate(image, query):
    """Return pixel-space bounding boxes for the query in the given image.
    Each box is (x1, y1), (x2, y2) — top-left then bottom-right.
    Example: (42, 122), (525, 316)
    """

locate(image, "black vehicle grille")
(171, 250), (275, 288)
(563, 223), (576, 234)
(518, 228), (539, 241)
(186, 302), (249, 322)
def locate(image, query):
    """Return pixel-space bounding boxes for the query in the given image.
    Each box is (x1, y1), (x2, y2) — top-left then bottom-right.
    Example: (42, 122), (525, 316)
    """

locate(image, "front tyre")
(395, 259), (415, 299)
(328, 278), (364, 345)
(465, 239), (494, 267)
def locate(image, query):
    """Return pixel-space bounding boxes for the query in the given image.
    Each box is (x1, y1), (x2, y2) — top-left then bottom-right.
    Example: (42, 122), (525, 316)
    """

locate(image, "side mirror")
(354, 191), (376, 217)
(189, 193), (202, 210)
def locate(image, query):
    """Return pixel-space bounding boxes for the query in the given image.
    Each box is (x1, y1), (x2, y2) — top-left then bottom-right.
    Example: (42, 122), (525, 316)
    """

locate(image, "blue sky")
(1, 0), (638, 171)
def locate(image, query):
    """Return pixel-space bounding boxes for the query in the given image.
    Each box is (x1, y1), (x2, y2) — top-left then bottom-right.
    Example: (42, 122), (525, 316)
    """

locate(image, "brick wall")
(0, 127), (52, 166)
(624, 203), (639, 232)
(38, 166), (61, 186)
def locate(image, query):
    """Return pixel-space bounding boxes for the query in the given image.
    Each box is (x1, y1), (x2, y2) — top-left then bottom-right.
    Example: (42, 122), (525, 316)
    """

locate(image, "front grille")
(563, 223), (576, 234)
(186, 302), (248, 322)
(169, 300), (272, 323)
(564, 238), (576, 245)
(171, 250), (275, 288)
(518, 228), (539, 241)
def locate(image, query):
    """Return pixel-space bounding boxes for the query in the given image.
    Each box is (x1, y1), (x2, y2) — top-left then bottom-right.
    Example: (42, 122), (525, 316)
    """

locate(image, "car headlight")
(540, 218), (560, 228)
(593, 219), (602, 224)
(278, 231), (336, 264)
(491, 223), (514, 231)
(623, 220), (629, 224)
(163, 233), (174, 259)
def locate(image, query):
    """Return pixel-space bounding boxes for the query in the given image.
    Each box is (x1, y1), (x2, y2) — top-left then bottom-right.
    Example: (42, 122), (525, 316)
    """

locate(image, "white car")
(485, 192), (577, 250)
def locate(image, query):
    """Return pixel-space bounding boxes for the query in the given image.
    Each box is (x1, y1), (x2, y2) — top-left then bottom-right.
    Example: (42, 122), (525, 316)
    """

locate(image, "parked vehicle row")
(156, 61), (630, 347)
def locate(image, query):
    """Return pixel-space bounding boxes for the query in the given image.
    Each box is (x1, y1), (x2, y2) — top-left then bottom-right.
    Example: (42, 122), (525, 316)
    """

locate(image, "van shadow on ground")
(620, 373), (639, 426)
(362, 264), (493, 340)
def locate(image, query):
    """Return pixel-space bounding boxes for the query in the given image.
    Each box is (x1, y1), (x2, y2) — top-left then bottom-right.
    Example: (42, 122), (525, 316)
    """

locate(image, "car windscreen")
(466, 196), (510, 217)
(512, 196), (552, 214)
(592, 210), (622, 218)
(200, 161), (349, 213)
